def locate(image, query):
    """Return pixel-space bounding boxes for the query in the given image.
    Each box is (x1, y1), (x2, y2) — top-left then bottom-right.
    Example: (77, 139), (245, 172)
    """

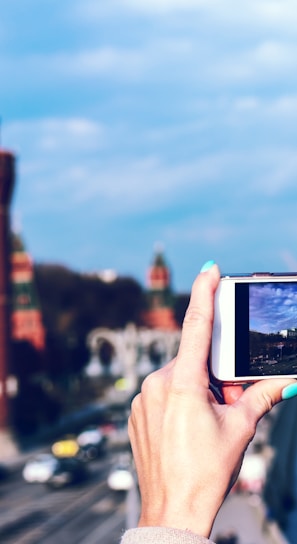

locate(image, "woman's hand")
(128, 263), (296, 537)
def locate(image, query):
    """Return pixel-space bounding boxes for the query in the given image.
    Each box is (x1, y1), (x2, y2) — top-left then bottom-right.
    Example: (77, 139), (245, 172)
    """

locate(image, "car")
(107, 456), (134, 492)
(22, 453), (59, 484)
(77, 426), (104, 446)
(22, 453), (87, 489)
(51, 436), (80, 458)
(76, 426), (107, 461)
(46, 457), (87, 489)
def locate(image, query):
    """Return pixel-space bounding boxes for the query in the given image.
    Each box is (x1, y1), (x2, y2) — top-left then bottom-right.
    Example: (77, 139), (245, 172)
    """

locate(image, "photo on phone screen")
(235, 282), (297, 377)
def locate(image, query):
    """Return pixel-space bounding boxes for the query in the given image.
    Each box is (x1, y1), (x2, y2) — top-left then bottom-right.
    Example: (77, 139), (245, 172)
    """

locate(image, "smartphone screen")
(235, 282), (297, 377)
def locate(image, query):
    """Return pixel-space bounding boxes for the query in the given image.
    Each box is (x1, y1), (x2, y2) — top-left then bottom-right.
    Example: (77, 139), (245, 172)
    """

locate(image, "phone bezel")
(210, 273), (297, 383)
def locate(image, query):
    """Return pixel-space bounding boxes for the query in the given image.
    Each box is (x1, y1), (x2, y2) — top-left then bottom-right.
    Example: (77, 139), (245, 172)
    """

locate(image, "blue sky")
(2, 0), (297, 292)
(250, 282), (297, 334)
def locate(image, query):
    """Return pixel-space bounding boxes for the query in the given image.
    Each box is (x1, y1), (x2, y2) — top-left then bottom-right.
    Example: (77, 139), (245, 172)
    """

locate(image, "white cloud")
(271, 96), (297, 114)
(250, 41), (297, 77)
(57, 47), (144, 79)
(251, 149), (297, 195)
(64, 156), (211, 206)
(0, 43), (164, 86)
(64, 150), (246, 212)
(117, 0), (209, 14)
(231, 94), (297, 124)
(12, 150), (233, 216)
(52, 37), (195, 82)
(75, 0), (297, 28)
(75, 0), (209, 18)
(3, 0), (297, 290)
(2, 8), (297, 95)
(11, 137), (297, 219)
(234, 97), (260, 111)
(6, 118), (106, 154)
(211, 41), (297, 84)
(249, 1), (297, 27)
(165, 218), (234, 245)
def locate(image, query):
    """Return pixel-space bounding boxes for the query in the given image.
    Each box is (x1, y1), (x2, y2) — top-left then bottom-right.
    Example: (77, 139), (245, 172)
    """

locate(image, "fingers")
(173, 263), (220, 388)
(235, 378), (297, 423)
(221, 384), (244, 404)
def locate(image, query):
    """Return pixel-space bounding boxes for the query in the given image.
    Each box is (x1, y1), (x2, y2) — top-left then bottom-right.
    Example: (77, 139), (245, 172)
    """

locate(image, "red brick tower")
(143, 248), (178, 330)
(0, 149), (15, 429)
(10, 234), (46, 351)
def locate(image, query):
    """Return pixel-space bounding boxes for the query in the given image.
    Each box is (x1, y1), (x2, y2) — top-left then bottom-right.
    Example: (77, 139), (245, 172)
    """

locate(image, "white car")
(77, 427), (104, 447)
(107, 460), (134, 491)
(22, 454), (58, 483)
(76, 427), (107, 461)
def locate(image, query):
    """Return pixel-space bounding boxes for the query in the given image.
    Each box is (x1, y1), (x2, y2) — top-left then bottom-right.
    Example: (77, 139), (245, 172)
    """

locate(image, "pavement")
(211, 492), (289, 544)
(0, 431), (47, 469)
(210, 408), (290, 544)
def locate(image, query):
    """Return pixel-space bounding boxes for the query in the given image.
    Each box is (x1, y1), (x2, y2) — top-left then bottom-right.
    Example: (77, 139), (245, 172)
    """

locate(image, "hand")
(128, 263), (296, 537)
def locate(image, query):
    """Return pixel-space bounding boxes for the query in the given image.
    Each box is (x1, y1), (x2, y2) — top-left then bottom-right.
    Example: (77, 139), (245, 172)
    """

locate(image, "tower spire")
(143, 246), (178, 330)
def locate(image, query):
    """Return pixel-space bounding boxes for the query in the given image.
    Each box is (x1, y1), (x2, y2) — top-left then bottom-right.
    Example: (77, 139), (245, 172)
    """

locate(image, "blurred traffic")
(0, 403), (138, 543)
(21, 416), (132, 488)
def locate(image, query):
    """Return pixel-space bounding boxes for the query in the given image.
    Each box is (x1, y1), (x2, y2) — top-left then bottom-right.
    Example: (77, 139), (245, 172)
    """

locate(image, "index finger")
(173, 262), (220, 388)
(221, 384), (244, 404)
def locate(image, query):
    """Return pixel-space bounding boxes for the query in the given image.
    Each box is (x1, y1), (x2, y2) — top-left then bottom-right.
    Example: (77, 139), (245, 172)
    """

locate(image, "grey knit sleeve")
(120, 527), (215, 544)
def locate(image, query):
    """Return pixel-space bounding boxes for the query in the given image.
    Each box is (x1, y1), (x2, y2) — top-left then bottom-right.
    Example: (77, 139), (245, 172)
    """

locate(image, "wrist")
(138, 498), (220, 538)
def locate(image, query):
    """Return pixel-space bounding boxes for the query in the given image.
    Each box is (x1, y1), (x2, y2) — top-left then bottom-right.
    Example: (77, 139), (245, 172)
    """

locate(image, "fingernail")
(282, 383), (297, 400)
(200, 260), (216, 273)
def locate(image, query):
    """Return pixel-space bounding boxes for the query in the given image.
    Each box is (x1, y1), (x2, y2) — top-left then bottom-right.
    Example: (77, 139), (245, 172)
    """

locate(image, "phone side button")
(252, 272), (272, 276)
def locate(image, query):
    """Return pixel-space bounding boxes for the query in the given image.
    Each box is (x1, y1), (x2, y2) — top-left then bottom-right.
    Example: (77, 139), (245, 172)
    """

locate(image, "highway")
(0, 447), (137, 543)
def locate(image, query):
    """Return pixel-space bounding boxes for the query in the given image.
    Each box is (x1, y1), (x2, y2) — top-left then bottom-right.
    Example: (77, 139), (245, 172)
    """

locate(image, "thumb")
(237, 378), (297, 424)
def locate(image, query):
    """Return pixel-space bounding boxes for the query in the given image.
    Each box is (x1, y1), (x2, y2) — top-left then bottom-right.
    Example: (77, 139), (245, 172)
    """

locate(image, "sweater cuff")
(120, 527), (215, 544)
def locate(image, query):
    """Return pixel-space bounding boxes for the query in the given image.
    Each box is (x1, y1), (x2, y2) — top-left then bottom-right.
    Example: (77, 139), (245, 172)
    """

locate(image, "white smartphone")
(210, 273), (297, 383)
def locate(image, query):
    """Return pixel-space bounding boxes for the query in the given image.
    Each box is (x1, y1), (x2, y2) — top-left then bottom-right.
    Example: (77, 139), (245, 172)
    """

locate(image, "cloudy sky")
(2, 0), (297, 292)
(250, 282), (297, 334)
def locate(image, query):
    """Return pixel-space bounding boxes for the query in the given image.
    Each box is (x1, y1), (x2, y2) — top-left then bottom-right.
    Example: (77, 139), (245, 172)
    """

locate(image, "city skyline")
(2, 1), (297, 291)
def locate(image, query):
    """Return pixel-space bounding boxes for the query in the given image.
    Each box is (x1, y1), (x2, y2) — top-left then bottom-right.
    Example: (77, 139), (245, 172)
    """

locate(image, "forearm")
(121, 527), (215, 544)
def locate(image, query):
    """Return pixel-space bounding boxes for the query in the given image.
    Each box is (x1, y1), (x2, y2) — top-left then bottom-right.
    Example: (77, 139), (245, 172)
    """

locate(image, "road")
(2, 447), (288, 544)
(0, 407), (289, 544)
(0, 451), (135, 544)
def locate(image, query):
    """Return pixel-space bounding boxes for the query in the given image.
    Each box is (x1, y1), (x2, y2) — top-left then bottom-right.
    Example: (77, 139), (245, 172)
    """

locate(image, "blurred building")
(10, 233), (46, 351)
(0, 147), (16, 436)
(143, 249), (178, 331)
(279, 328), (297, 338)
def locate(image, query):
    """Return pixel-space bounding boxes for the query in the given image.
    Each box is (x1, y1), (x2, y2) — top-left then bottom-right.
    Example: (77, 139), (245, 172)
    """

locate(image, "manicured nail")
(200, 260), (216, 273)
(282, 382), (297, 400)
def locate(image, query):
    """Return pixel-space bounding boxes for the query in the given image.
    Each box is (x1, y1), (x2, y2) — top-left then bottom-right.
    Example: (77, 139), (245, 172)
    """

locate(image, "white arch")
(86, 328), (123, 376)
(86, 325), (181, 387)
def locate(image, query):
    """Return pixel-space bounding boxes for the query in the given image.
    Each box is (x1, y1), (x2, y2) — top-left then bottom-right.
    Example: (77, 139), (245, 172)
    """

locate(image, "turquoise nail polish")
(282, 383), (297, 400)
(200, 260), (215, 273)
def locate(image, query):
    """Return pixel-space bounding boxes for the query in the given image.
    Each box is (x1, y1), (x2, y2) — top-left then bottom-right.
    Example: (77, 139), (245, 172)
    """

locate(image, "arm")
(122, 262), (297, 542)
